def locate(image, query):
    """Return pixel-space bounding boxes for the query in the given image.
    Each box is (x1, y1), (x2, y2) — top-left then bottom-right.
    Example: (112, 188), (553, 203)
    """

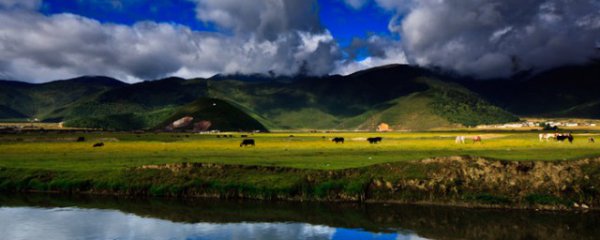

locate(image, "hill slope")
(156, 98), (268, 132)
(340, 78), (518, 130)
(0, 65), (525, 130)
(461, 62), (600, 117)
(0, 76), (127, 120)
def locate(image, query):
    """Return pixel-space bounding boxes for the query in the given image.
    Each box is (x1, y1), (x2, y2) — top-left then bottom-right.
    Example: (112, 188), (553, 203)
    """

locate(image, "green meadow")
(2, 130), (600, 208)
(1, 131), (600, 171)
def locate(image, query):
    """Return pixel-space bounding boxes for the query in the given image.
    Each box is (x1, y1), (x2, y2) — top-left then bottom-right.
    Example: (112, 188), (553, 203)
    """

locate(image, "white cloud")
(376, 0), (413, 10)
(0, 2), (341, 82)
(190, 0), (323, 41)
(334, 52), (407, 76)
(2, 0), (598, 82)
(341, 0), (369, 9)
(0, 0), (41, 10)
(334, 36), (408, 75)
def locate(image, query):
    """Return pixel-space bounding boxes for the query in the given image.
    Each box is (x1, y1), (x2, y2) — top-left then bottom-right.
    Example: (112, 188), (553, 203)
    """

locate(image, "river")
(0, 194), (597, 240)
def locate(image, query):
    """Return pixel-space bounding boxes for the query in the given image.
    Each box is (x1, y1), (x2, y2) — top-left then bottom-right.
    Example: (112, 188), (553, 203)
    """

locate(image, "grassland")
(1, 130), (600, 209)
(1, 131), (600, 171)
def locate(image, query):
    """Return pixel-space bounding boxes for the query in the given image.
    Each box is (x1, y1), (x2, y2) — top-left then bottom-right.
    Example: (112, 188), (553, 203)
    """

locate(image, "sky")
(0, 0), (599, 82)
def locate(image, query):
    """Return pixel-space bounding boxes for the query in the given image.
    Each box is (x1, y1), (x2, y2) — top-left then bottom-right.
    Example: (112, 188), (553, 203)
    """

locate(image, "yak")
(92, 142), (104, 147)
(557, 134), (574, 143)
(240, 139), (255, 147)
(332, 137), (344, 144)
(367, 137), (382, 144)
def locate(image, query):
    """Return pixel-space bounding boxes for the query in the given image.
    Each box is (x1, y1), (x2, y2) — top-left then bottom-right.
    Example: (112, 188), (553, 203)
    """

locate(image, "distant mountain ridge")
(0, 63), (597, 131)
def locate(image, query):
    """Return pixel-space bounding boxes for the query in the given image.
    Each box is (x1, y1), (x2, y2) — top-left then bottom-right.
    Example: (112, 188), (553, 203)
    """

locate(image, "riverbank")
(1, 156), (599, 211)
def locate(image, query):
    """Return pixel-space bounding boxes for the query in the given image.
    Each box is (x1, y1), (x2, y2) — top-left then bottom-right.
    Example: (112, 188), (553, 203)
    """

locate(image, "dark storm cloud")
(394, 0), (600, 78)
(192, 0), (323, 41)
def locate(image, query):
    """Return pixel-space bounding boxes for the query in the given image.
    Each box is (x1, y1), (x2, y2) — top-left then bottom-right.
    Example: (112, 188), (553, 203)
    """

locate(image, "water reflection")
(0, 194), (598, 240)
(0, 207), (347, 240)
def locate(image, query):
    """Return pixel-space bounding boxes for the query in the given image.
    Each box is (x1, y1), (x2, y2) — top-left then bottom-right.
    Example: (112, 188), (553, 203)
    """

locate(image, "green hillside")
(156, 98), (268, 132)
(0, 105), (27, 119)
(462, 62), (600, 117)
(344, 92), (455, 131)
(0, 77), (126, 120)
(340, 78), (518, 130)
(0, 65), (524, 131)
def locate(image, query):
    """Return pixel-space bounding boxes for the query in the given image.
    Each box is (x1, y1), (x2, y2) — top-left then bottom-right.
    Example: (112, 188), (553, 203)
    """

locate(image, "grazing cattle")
(472, 136), (482, 144)
(556, 133), (574, 143)
(241, 135), (248, 138)
(76, 136), (86, 142)
(332, 137), (344, 144)
(367, 137), (382, 144)
(589, 137), (595, 143)
(289, 135), (295, 138)
(455, 136), (465, 144)
(92, 142), (104, 147)
(240, 139), (255, 147)
(217, 135), (221, 138)
(539, 133), (554, 141)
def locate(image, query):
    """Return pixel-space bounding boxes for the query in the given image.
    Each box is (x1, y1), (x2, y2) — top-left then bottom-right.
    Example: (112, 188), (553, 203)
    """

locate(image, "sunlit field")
(1, 131), (600, 171)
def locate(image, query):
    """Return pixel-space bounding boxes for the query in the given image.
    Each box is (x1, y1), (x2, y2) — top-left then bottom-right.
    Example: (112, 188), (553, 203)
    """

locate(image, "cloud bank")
(0, 0), (598, 82)
(390, 0), (600, 78)
(0, 0), (341, 82)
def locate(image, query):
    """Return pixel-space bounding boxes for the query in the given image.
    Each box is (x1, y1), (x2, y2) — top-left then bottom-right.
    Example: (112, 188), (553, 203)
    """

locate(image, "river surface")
(0, 194), (598, 240)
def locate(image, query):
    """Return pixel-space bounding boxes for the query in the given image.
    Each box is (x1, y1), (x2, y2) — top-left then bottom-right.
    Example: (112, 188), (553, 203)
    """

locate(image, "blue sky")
(40, 0), (214, 32)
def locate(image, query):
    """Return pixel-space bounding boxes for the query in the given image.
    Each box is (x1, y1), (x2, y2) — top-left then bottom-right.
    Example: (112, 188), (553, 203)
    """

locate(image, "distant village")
(476, 120), (598, 129)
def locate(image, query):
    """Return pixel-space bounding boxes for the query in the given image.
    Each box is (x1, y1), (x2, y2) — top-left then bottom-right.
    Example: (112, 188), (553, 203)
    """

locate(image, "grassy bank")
(1, 131), (600, 209)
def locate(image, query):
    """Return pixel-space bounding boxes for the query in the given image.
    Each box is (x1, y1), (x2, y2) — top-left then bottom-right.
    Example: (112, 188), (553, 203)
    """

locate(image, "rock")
(573, 203), (580, 208)
(385, 181), (394, 190)
(581, 204), (590, 209)
(373, 179), (382, 187)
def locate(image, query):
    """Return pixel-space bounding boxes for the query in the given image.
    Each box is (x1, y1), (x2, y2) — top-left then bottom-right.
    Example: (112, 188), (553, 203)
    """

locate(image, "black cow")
(93, 142), (104, 147)
(332, 137), (344, 144)
(76, 136), (86, 142)
(240, 139), (255, 147)
(367, 137), (382, 144)
(556, 134), (574, 143)
(241, 135), (248, 138)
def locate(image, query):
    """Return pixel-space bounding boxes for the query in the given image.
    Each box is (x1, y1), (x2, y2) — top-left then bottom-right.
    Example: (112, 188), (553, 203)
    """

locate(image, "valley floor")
(1, 131), (600, 210)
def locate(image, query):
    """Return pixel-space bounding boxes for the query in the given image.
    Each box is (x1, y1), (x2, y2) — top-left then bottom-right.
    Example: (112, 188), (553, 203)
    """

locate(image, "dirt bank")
(1, 156), (599, 210)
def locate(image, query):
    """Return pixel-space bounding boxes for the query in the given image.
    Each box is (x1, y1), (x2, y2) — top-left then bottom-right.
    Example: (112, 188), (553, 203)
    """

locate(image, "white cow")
(539, 133), (556, 142)
(455, 136), (465, 144)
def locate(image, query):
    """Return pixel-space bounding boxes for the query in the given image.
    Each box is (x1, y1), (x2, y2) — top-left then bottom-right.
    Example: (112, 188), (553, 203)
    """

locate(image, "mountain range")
(0, 62), (598, 131)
